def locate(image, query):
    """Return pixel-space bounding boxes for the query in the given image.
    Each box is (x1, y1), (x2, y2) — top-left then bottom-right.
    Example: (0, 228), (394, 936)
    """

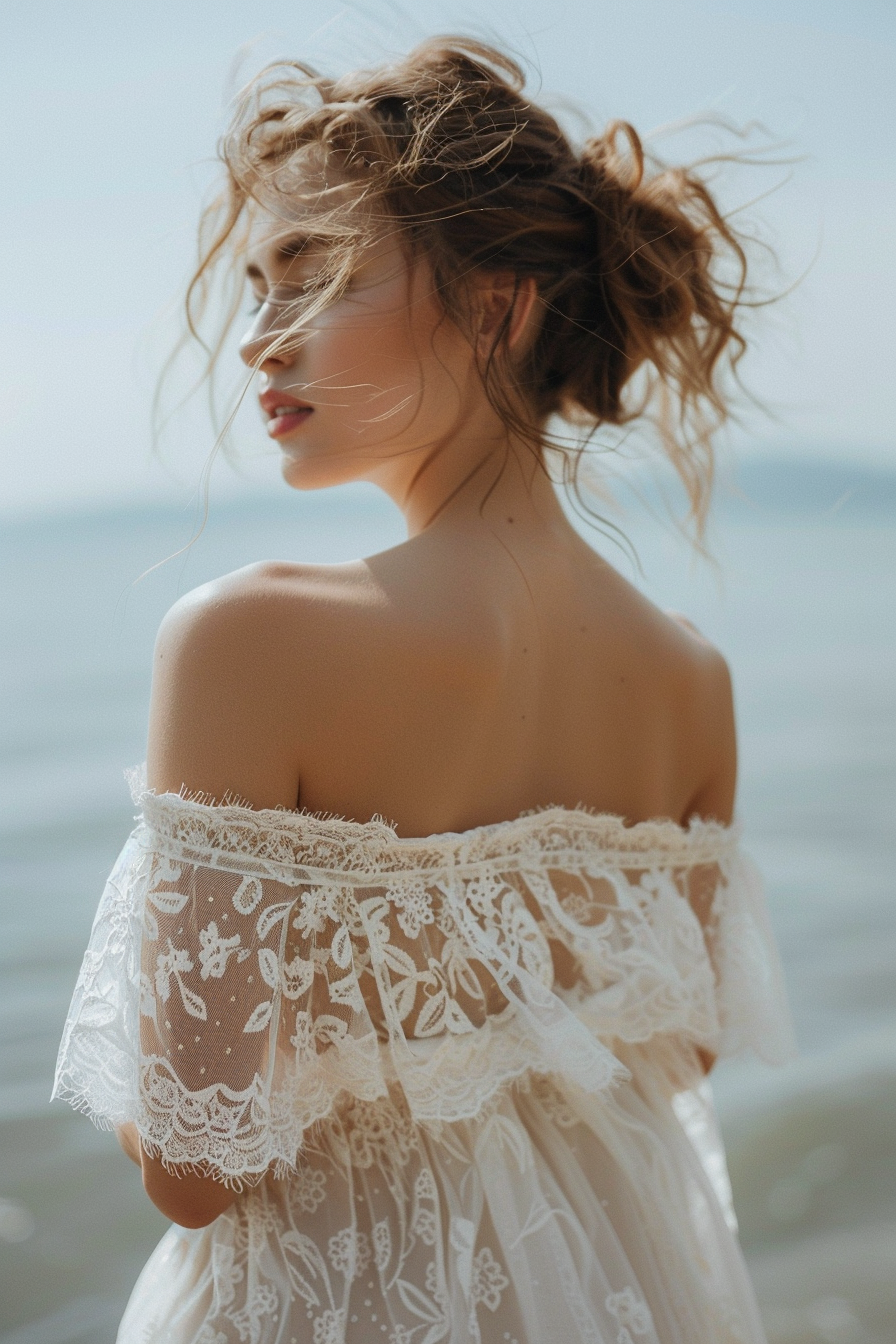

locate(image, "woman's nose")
(239, 308), (296, 372)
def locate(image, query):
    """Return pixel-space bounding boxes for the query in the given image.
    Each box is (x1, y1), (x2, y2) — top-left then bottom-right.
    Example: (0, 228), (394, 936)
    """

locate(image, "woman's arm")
(667, 614), (739, 1078)
(116, 1124), (238, 1226)
(138, 1152), (241, 1229)
(666, 611), (737, 830)
(115, 1122), (142, 1167)
(139, 573), (304, 1227)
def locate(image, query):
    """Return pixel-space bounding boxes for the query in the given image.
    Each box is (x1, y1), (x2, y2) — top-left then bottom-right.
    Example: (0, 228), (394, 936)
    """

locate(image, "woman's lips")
(266, 407), (313, 439)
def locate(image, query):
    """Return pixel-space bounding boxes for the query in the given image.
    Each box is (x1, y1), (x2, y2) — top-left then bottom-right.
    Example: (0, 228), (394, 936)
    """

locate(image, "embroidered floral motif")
(154, 942), (193, 1002)
(327, 1226), (372, 1278)
(294, 889), (331, 938)
(227, 1280), (277, 1343)
(138, 970), (157, 1023)
(289, 1165), (328, 1213)
(606, 1286), (653, 1334)
(372, 1218), (392, 1269)
(343, 1097), (417, 1170)
(153, 940), (207, 1020)
(290, 1009), (348, 1061)
(471, 1247), (509, 1310)
(198, 922), (242, 979)
(412, 1206), (437, 1245)
(530, 1074), (581, 1128)
(195, 1329), (228, 1344)
(56, 784), (794, 1186)
(464, 873), (509, 920)
(559, 889), (595, 923)
(233, 876), (263, 915)
(425, 1259), (448, 1310)
(243, 1001), (273, 1034)
(415, 1168), (437, 1201)
(393, 879), (436, 938)
(281, 952), (315, 998)
(312, 1308), (346, 1344)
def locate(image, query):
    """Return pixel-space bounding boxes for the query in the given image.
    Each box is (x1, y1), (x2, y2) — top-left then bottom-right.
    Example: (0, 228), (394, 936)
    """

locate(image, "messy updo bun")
(185, 37), (757, 535)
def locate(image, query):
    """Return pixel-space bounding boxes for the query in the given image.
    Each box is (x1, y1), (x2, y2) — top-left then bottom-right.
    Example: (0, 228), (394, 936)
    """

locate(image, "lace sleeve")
(707, 848), (796, 1064)
(53, 823), (411, 1185)
(52, 789), (793, 1186)
(51, 808), (626, 1185)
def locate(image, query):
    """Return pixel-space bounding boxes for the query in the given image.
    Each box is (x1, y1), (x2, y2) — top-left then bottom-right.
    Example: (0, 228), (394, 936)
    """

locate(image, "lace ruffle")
(130, 766), (742, 875)
(53, 783), (795, 1183)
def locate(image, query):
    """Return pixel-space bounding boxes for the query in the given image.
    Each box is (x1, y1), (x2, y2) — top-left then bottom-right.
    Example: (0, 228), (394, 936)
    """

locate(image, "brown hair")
(180, 36), (760, 537)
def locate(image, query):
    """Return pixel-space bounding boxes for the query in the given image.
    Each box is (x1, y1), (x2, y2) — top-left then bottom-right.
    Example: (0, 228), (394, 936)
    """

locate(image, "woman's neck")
(365, 412), (574, 546)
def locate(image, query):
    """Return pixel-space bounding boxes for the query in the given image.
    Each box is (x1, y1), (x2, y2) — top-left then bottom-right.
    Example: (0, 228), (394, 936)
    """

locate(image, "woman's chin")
(279, 451), (361, 493)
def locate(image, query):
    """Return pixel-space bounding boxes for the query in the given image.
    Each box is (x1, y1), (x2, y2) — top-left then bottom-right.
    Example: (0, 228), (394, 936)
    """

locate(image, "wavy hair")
(175, 37), (766, 537)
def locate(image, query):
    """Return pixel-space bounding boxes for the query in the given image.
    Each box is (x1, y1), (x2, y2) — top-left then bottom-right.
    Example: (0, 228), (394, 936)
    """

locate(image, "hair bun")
(581, 121), (645, 193)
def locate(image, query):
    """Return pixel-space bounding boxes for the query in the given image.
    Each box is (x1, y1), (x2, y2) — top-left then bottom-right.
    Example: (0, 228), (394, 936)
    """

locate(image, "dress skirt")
(117, 1056), (767, 1344)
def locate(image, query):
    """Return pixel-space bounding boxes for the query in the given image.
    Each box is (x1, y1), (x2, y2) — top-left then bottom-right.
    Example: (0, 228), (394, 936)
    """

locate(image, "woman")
(54, 37), (795, 1344)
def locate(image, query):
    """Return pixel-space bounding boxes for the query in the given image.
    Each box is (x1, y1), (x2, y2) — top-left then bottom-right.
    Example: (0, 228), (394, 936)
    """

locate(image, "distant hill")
(2, 454), (893, 535)
(719, 457), (896, 519)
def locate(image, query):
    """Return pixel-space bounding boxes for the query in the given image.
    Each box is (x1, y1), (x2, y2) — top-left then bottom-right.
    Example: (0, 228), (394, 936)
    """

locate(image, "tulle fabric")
(54, 778), (796, 1344)
(116, 1069), (767, 1344)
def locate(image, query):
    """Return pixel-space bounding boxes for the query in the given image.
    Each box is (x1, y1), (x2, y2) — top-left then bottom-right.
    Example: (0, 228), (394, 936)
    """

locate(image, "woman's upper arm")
(667, 620), (737, 1077)
(139, 1150), (240, 1228)
(146, 567), (302, 810)
(142, 569), (303, 1224)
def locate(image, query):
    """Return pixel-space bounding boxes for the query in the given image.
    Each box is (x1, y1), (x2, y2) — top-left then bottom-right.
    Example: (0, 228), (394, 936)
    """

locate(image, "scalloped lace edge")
(127, 767), (739, 874)
(52, 1047), (628, 1190)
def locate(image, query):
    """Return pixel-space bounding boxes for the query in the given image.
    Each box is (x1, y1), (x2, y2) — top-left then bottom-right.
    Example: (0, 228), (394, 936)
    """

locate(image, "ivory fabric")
(54, 775), (795, 1344)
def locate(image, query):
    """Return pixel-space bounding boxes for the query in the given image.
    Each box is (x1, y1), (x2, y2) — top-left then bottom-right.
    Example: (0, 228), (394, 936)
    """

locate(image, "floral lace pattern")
(55, 778), (794, 1344)
(54, 783), (793, 1184)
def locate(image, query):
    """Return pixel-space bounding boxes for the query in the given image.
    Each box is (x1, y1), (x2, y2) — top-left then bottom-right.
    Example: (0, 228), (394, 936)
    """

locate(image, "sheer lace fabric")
(54, 780), (795, 1344)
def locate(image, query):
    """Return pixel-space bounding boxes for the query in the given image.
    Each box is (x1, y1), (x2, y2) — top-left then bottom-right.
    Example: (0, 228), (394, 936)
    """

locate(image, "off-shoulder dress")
(54, 774), (795, 1344)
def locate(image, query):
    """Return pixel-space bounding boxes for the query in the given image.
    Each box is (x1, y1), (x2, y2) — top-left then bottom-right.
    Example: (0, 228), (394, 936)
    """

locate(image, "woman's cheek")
(312, 309), (403, 389)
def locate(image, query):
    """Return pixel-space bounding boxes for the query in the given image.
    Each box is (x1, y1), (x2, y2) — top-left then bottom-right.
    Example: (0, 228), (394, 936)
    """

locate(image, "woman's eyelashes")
(249, 282), (317, 313)
(246, 292), (294, 317)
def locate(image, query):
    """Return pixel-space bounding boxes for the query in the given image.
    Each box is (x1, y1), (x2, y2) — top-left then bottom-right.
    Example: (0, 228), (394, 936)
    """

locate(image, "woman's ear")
(475, 273), (540, 356)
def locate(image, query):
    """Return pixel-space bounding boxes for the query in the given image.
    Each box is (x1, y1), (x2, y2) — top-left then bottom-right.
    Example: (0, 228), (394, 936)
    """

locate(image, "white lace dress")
(54, 776), (795, 1344)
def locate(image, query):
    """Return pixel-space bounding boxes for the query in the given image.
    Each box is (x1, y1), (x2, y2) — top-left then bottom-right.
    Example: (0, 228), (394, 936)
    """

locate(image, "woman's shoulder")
(147, 560), (384, 809)
(575, 548), (733, 729)
(659, 611), (736, 825)
(157, 558), (375, 637)
(593, 565), (736, 823)
(146, 554), (488, 812)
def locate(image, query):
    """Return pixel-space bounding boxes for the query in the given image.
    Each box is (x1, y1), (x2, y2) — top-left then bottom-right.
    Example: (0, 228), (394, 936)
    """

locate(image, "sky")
(1, 0), (894, 517)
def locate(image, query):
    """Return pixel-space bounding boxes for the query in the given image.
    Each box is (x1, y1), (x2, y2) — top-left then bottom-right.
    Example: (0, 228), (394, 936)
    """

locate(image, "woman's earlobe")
(475, 275), (515, 342)
(506, 276), (541, 353)
(476, 273), (540, 354)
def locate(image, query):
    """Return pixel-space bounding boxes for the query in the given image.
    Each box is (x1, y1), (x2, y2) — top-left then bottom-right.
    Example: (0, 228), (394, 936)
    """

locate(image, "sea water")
(1, 463), (894, 1344)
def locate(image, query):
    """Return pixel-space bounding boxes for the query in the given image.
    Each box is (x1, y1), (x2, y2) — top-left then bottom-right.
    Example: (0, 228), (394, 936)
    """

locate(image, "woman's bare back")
(147, 509), (735, 837)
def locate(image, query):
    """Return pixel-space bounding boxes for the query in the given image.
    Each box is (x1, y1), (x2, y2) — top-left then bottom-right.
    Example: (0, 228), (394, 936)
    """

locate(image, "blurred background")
(1, 2), (894, 1342)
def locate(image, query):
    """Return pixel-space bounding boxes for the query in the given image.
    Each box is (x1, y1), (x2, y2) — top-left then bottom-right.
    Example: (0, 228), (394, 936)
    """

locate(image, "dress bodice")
(53, 772), (794, 1186)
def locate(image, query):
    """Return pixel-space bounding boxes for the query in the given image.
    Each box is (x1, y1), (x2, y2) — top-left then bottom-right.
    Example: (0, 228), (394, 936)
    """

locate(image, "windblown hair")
(183, 37), (758, 535)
